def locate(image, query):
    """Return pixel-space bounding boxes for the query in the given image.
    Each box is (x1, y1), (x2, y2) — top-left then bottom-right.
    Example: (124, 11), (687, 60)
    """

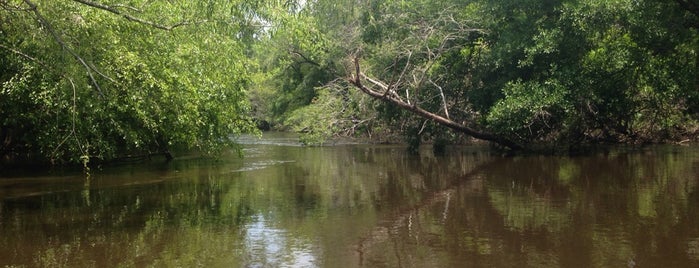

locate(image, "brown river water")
(1, 133), (698, 267)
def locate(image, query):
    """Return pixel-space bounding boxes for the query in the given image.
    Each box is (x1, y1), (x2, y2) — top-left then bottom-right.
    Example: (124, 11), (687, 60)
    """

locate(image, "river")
(1, 132), (698, 267)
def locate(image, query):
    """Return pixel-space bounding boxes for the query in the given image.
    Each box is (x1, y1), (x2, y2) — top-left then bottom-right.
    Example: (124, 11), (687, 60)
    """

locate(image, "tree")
(0, 0), (258, 165)
(480, 0), (699, 145)
(348, 56), (523, 150)
(247, 0), (371, 144)
(339, 0), (526, 150)
(281, 0), (699, 151)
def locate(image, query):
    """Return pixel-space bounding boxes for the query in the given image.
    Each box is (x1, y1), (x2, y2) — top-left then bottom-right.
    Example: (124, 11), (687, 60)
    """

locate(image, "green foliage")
(248, 0), (382, 145)
(248, 2), (338, 127)
(285, 89), (341, 145)
(0, 0), (257, 165)
(285, 85), (379, 145)
(487, 79), (569, 142)
(252, 0), (698, 148)
(475, 0), (699, 145)
(3, 0), (697, 160)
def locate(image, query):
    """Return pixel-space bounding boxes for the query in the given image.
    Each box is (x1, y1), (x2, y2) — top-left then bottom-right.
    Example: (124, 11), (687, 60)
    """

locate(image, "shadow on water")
(0, 133), (698, 267)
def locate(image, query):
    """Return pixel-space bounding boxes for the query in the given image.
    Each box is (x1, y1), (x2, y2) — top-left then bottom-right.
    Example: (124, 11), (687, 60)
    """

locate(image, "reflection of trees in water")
(357, 147), (699, 267)
(0, 145), (492, 267)
(1, 146), (698, 267)
(355, 152), (500, 267)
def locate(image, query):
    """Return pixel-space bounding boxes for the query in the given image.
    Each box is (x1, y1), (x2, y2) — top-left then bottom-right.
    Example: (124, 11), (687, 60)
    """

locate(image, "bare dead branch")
(51, 77), (87, 161)
(361, 73), (403, 102)
(429, 79), (450, 120)
(391, 50), (412, 96)
(349, 56), (523, 151)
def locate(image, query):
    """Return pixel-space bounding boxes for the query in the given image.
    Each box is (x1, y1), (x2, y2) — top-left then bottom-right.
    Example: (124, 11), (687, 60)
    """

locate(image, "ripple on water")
(232, 160), (296, 172)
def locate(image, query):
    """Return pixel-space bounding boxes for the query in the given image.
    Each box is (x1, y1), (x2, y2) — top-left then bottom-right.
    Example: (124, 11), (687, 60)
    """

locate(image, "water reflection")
(358, 147), (699, 267)
(1, 136), (698, 267)
(244, 215), (317, 267)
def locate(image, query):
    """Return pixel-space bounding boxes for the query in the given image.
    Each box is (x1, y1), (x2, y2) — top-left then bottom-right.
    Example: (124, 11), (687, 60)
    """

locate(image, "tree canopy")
(1, 0), (697, 165)
(1, 0), (260, 165)
(255, 0), (699, 151)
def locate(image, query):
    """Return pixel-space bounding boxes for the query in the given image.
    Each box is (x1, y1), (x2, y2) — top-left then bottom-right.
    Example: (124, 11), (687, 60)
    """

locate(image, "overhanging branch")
(0, 44), (47, 67)
(71, 0), (189, 30)
(23, 0), (106, 97)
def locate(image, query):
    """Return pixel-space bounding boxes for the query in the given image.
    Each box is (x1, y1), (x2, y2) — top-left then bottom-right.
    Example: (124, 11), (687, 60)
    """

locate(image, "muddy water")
(1, 133), (698, 267)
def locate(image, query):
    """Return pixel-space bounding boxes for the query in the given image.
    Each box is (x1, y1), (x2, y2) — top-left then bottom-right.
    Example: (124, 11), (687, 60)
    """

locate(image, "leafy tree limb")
(70, 0), (190, 30)
(22, 0), (107, 96)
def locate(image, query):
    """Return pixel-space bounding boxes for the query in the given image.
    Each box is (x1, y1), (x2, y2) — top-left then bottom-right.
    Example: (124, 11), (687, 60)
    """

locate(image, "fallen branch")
(349, 56), (523, 151)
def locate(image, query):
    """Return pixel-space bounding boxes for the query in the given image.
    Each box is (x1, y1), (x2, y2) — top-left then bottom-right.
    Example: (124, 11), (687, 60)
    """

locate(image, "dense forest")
(1, 0), (698, 165)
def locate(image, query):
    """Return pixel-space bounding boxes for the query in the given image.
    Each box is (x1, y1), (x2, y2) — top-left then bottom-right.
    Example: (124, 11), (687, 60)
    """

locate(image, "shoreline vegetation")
(2, 0), (698, 167)
(3, 128), (696, 173)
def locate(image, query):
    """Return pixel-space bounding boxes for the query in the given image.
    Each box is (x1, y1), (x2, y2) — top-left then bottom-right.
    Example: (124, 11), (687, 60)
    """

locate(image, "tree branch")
(429, 79), (450, 120)
(23, 0), (105, 97)
(387, 50), (412, 98)
(71, 0), (188, 30)
(348, 57), (523, 151)
(360, 73), (404, 102)
(289, 49), (321, 67)
(1, 1), (32, 11)
(0, 43), (86, 161)
(0, 43), (48, 67)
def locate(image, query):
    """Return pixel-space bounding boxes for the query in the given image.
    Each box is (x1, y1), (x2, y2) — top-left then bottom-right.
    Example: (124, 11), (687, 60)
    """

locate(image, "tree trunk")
(348, 57), (524, 151)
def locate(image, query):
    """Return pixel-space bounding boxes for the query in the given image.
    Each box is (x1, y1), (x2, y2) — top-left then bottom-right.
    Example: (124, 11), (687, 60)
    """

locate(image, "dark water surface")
(1, 133), (698, 267)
